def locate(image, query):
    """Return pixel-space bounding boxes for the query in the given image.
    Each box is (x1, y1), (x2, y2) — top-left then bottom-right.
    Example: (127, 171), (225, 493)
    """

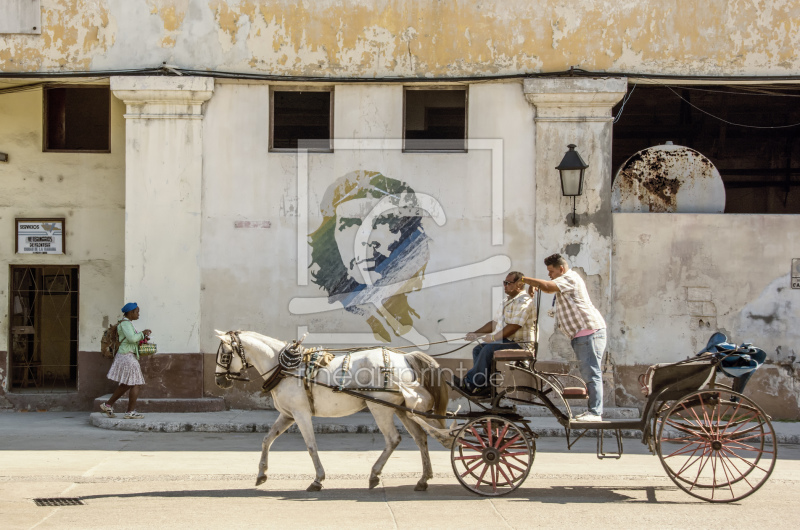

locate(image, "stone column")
(524, 78), (626, 404)
(110, 77), (214, 399)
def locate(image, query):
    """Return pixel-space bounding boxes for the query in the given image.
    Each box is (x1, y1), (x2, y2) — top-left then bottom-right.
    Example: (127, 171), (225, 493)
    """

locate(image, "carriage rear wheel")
(656, 389), (777, 502)
(451, 415), (534, 496)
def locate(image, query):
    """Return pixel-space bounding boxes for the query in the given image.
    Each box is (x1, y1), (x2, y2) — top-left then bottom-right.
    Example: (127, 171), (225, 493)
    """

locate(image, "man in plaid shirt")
(523, 254), (607, 421)
(457, 271), (536, 397)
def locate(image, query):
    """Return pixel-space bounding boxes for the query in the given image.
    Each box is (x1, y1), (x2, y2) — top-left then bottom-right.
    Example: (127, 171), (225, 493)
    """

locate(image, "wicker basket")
(139, 343), (158, 356)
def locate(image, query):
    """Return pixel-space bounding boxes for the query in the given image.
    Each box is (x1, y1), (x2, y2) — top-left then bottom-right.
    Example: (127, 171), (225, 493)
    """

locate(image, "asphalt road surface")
(2, 412), (799, 529)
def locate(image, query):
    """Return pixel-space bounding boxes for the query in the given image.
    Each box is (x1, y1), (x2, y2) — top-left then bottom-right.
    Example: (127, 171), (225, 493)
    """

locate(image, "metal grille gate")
(9, 266), (79, 391)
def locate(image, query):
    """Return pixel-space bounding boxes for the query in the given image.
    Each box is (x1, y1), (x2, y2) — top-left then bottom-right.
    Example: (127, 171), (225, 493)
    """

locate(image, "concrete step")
(93, 395), (226, 414)
(89, 410), (800, 444)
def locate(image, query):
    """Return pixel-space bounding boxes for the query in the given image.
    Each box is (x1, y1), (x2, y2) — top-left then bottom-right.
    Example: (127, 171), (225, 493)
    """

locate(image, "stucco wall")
(1, 0), (799, 77)
(199, 80), (536, 405)
(0, 84), (126, 401)
(610, 213), (800, 417)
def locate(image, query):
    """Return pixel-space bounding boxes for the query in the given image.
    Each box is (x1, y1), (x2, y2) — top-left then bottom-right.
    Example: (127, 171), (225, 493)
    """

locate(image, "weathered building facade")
(1, 0), (798, 416)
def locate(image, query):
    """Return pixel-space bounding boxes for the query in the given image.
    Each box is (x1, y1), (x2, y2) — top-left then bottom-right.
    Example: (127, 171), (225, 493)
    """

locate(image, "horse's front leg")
(293, 410), (325, 491)
(366, 402), (402, 489)
(256, 412), (295, 486)
(396, 412), (433, 491)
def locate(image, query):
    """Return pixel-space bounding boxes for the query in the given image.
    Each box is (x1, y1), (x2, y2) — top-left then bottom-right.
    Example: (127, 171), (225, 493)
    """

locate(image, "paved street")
(1, 412), (799, 529)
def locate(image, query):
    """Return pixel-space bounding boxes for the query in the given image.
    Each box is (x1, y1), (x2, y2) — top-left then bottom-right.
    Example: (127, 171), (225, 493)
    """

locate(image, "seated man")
(458, 271), (536, 397)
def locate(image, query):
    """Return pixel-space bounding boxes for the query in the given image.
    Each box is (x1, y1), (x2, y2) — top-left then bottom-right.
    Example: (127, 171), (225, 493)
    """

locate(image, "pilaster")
(523, 77), (626, 372)
(111, 76), (214, 355)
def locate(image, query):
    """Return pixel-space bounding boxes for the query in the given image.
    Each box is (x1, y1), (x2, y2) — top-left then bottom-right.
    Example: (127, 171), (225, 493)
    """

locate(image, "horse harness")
(218, 332), (402, 414)
(216, 331), (254, 382)
(336, 349), (397, 393)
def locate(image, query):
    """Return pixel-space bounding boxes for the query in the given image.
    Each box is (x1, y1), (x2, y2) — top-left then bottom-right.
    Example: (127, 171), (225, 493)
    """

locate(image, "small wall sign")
(793, 259), (800, 289)
(16, 218), (64, 254)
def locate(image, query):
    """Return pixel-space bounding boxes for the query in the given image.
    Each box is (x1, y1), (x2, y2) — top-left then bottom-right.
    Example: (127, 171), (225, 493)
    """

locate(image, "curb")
(89, 413), (800, 443)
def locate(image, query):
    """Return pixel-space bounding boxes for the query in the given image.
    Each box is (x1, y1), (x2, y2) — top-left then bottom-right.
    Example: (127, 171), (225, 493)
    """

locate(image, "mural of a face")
(334, 198), (405, 285)
(309, 171), (431, 341)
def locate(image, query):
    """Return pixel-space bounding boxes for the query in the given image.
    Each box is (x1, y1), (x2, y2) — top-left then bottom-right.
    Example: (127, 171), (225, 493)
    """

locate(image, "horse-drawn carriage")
(214, 329), (775, 503)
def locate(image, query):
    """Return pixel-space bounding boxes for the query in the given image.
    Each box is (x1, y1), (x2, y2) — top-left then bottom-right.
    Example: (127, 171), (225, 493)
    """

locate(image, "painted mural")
(308, 170), (436, 342)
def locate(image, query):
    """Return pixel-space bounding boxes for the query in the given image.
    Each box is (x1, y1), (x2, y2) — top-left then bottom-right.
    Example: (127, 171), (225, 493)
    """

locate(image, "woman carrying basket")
(99, 302), (152, 419)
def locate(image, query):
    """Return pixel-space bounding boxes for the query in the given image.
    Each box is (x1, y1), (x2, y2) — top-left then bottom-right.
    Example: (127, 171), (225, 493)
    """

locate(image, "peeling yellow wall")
(1, 0), (799, 76)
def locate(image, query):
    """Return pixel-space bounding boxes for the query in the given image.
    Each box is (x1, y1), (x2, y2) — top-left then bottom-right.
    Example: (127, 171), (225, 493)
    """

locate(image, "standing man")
(458, 271), (536, 397)
(523, 254), (606, 421)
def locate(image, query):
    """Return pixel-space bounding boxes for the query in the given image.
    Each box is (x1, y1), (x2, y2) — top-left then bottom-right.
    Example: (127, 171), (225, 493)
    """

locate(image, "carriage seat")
(638, 360), (715, 398)
(562, 387), (588, 399)
(493, 349), (535, 362)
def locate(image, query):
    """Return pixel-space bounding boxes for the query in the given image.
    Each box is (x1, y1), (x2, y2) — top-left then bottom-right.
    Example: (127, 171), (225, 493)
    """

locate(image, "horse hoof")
(414, 482), (428, 492)
(368, 477), (380, 489)
(255, 475), (267, 486)
(306, 481), (322, 492)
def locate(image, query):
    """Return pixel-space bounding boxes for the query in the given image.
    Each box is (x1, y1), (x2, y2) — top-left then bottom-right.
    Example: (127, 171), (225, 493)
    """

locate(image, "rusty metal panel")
(612, 144), (726, 213)
(0, 0), (41, 35)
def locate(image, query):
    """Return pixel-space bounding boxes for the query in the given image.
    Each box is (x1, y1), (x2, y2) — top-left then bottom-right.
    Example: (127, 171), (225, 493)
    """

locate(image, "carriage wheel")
(451, 415), (534, 496)
(656, 389), (777, 502)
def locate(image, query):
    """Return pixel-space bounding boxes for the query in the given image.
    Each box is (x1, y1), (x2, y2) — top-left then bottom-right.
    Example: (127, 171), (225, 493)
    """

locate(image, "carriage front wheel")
(656, 389), (777, 502)
(451, 415), (534, 496)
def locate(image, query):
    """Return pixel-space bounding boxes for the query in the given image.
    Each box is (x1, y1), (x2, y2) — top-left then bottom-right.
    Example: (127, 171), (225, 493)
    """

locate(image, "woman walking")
(100, 302), (151, 419)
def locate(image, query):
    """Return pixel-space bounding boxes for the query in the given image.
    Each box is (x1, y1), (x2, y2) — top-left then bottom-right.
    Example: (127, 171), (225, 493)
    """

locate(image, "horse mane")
(215, 330), (287, 360)
(404, 351), (448, 428)
(238, 331), (286, 353)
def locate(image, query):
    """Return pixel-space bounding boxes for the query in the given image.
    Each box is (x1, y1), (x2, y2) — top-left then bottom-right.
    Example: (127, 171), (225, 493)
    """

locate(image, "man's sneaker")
(99, 402), (115, 418)
(574, 411), (603, 422)
(124, 411), (144, 420)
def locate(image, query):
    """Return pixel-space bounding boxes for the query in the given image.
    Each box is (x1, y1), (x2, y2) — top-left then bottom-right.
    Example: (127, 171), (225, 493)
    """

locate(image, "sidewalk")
(89, 409), (800, 443)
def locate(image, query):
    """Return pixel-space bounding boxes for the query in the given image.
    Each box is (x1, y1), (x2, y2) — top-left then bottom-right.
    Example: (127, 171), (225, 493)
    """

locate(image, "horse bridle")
(216, 331), (253, 382)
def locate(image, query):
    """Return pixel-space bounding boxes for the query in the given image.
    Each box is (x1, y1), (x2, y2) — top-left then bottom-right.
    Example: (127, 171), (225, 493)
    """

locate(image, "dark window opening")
(9, 266), (79, 392)
(612, 85), (800, 214)
(404, 89), (467, 151)
(271, 90), (332, 151)
(44, 86), (110, 152)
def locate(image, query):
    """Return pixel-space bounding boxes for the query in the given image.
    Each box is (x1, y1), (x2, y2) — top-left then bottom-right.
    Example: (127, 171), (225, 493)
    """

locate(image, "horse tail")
(405, 351), (449, 429)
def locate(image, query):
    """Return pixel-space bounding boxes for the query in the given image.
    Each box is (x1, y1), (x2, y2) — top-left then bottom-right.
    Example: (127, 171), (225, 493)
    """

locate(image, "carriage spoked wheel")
(656, 389), (777, 502)
(451, 415), (534, 496)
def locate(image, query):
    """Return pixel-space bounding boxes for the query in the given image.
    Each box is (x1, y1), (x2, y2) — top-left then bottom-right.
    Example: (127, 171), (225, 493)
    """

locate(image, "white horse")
(213, 331), (453, 492)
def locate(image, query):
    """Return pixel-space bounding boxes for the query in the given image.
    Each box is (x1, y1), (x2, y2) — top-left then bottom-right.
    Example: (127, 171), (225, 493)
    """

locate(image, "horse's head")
(214, 330), (251, 389)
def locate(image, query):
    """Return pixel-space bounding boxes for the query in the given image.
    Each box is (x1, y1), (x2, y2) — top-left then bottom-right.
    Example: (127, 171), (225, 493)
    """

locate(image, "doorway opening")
(9, 266), (79, 392)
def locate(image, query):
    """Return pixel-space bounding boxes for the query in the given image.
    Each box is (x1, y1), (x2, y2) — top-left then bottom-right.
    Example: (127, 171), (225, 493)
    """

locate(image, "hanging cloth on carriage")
(696, 332), (766, 395)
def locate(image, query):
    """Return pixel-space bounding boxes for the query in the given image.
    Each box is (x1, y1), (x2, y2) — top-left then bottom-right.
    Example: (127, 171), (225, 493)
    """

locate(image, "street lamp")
(556, 144), (588, 225)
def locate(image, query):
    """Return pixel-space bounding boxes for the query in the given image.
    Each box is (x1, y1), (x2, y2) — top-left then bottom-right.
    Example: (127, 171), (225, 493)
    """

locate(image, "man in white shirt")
(458, 271), (536, 397)
(522, 254), (607, 421)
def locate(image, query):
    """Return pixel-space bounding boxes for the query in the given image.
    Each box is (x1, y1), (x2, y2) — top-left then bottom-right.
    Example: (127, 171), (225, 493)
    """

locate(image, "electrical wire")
(613, 82), (636, 123)
(657, 84), (800, 98)
(655, 81), (800, 129)
(2, 64), (800, 129)
(0, 78), (108, 95)
(3, 64), (800, 83)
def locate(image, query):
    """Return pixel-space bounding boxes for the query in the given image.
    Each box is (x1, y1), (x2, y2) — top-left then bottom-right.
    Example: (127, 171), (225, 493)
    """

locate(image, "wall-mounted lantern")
(556, 144), (588, 225)
(0, 152), (8, 163)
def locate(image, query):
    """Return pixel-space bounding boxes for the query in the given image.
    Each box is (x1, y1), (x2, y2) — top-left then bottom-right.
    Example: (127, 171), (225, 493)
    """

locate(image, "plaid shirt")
(553, 269), (606, 338)
(493, 291), (536, 343)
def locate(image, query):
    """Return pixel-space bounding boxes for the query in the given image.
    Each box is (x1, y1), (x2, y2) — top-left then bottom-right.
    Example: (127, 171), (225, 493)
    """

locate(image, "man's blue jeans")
(464, 339), (520, 389)
(571, 328), (607, 415)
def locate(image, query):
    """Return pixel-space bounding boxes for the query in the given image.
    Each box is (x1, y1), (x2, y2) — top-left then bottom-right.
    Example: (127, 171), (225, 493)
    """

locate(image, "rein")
(216, 290), (544, 383)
